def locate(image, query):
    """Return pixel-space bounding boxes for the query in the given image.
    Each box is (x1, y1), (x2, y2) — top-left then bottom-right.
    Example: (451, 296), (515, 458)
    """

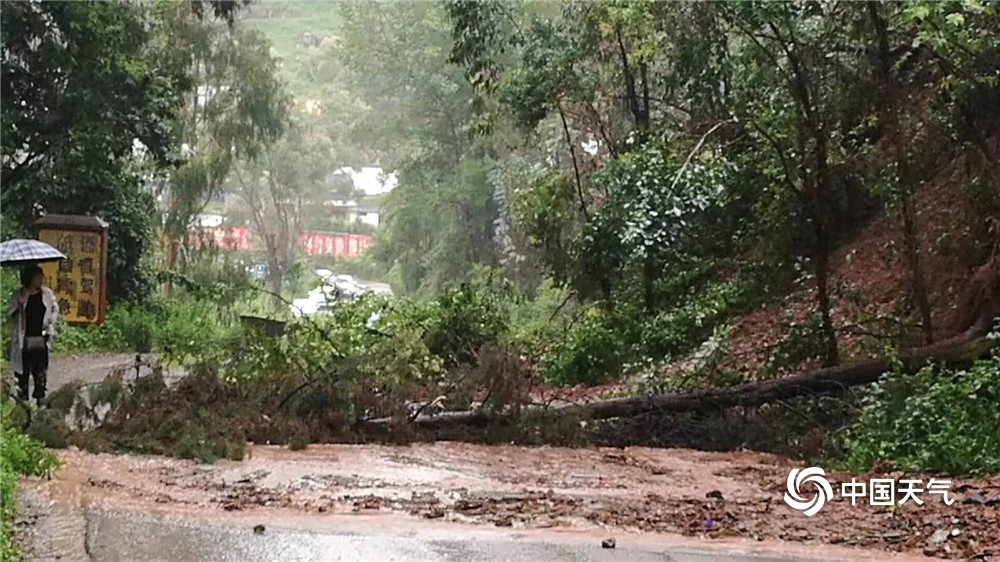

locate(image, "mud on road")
(19, 443), (1000, 561)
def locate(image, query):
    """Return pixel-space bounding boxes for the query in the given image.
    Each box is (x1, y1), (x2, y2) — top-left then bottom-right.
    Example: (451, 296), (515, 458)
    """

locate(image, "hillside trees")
(0, 0), (278, 302)
(328, 1), (502, 295)
(155, 2), (288, 278)
(445, 0), (1000, 375)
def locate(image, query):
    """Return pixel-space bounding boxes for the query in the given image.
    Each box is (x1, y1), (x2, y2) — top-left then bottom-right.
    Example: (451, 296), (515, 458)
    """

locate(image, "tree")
(905, 1), (1000, 256)
(0, 0), (276, 302)
(323, 1), (503, 295)
(230, 120), (328, 306)
(155, 2), (288, 278)
(868, 2), (934, 343)
(1, 1), (191, 301)
(721, 2), (869, 366)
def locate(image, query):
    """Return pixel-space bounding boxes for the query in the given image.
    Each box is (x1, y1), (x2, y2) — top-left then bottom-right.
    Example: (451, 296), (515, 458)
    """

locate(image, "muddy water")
(83, 509), (828, 562)
(18, 443), (950, 561)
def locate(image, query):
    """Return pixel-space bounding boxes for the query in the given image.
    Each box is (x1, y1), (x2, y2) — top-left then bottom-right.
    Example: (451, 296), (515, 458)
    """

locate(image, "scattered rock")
(963, 494), (987, 505)
(423, 507), (446, 519)
(601, 538), (616, 549)
(455, 500), (483, 512)
(706, 490), (724, 501)
(253, 524), (265, 535)
(929, 529), (950, 544)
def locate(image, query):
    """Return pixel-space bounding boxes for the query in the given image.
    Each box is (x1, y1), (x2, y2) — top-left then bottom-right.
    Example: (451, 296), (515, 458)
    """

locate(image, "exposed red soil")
(725, 164), (989, 377)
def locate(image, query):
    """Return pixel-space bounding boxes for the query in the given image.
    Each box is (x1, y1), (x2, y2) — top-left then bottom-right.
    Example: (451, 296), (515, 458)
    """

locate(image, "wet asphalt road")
(85, 510), (838, 562)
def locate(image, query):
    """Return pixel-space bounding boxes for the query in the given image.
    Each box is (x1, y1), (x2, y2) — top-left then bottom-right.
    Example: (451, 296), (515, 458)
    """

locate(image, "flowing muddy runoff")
(17, 443), (1000, 561)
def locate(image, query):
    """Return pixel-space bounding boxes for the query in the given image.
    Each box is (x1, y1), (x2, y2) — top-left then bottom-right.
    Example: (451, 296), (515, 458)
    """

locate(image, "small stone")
(706, 490), (724, 501)
(601, 538), (616, 549)
(963, 494), (987, 505)
(253, 524), (266, 535)
(929, 529), (949, 544)
(423, 508), (445, 519)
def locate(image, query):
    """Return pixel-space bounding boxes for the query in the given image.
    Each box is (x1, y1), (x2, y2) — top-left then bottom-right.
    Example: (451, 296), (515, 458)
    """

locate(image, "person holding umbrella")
(6, 264), (59, 406)
(1, 238), (66, 406)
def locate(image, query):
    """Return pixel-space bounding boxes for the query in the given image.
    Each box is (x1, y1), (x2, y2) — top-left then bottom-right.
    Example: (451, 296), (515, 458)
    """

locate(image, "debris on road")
(31, 444), (1000, 561)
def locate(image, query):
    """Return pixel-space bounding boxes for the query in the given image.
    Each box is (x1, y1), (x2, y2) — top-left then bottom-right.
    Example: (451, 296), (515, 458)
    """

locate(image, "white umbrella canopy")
(0, 239), (67, 267)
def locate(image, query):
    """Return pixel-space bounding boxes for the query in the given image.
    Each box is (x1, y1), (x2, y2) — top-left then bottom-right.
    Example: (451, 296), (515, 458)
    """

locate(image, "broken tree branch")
(363, 316), (997, 431)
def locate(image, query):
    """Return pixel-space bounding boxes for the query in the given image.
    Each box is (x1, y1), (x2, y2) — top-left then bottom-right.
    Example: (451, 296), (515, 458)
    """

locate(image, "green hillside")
(240, 0), (342, 97)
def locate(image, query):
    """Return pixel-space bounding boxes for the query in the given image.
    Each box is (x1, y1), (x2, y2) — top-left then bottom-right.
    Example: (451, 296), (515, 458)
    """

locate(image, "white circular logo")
(784, 467), (833, 517)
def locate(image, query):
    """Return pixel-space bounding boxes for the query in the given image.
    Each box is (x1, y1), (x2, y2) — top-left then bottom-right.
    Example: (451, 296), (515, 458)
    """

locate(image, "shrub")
(541, 308), (627, 386)
(839, 356), (1000, 475)
(52, 295), (240, 361)
(637, 279), (751, 360)
(1, 402), (61, 561)
(421, 279), (514, 367)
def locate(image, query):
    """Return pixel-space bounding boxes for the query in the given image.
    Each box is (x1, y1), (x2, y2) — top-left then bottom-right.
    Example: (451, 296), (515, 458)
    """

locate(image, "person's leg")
(30, 348), (48, 406)
(15, 369), (30, 401)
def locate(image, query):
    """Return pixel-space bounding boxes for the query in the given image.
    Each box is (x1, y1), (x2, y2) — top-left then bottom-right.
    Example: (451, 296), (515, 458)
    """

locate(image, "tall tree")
(328, 1), (502, 295)
(155, 2), (288, 277)
(1, 1), (190, 300)
(722, 2), (866, 366)
(230, 120), (328, 306)
(867, 2), (934, 343)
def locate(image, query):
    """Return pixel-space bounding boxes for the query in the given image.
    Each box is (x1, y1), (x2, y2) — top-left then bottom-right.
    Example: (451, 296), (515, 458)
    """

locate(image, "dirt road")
(18, 443), (999, 561)
(46, 352), (186, 390)
(17, 355), (998, 560)
(46, 353), (140, 388)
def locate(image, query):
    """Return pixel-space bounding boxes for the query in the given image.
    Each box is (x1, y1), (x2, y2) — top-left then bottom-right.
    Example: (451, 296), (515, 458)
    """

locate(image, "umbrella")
(0, 239), (67, 267)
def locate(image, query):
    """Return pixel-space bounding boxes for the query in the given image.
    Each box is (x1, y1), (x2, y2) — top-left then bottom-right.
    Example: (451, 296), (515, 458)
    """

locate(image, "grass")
(1, 402), (61, 561)
(52, 296), (243, 363)
(239, 0), (343, 98)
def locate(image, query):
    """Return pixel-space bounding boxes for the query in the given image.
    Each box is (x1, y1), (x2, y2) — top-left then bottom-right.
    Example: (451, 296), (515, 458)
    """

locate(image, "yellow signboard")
(36, 216), (109, 325)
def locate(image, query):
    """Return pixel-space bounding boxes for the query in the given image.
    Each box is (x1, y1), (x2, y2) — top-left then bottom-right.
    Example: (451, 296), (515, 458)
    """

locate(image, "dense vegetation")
(1, 403), (60, 561)
(2, 0), (999, 485)
(841, 355), (1000, 475)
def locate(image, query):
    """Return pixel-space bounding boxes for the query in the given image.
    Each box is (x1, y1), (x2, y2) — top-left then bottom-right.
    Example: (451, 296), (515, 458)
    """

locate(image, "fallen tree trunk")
(364, 317), (998, 432)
